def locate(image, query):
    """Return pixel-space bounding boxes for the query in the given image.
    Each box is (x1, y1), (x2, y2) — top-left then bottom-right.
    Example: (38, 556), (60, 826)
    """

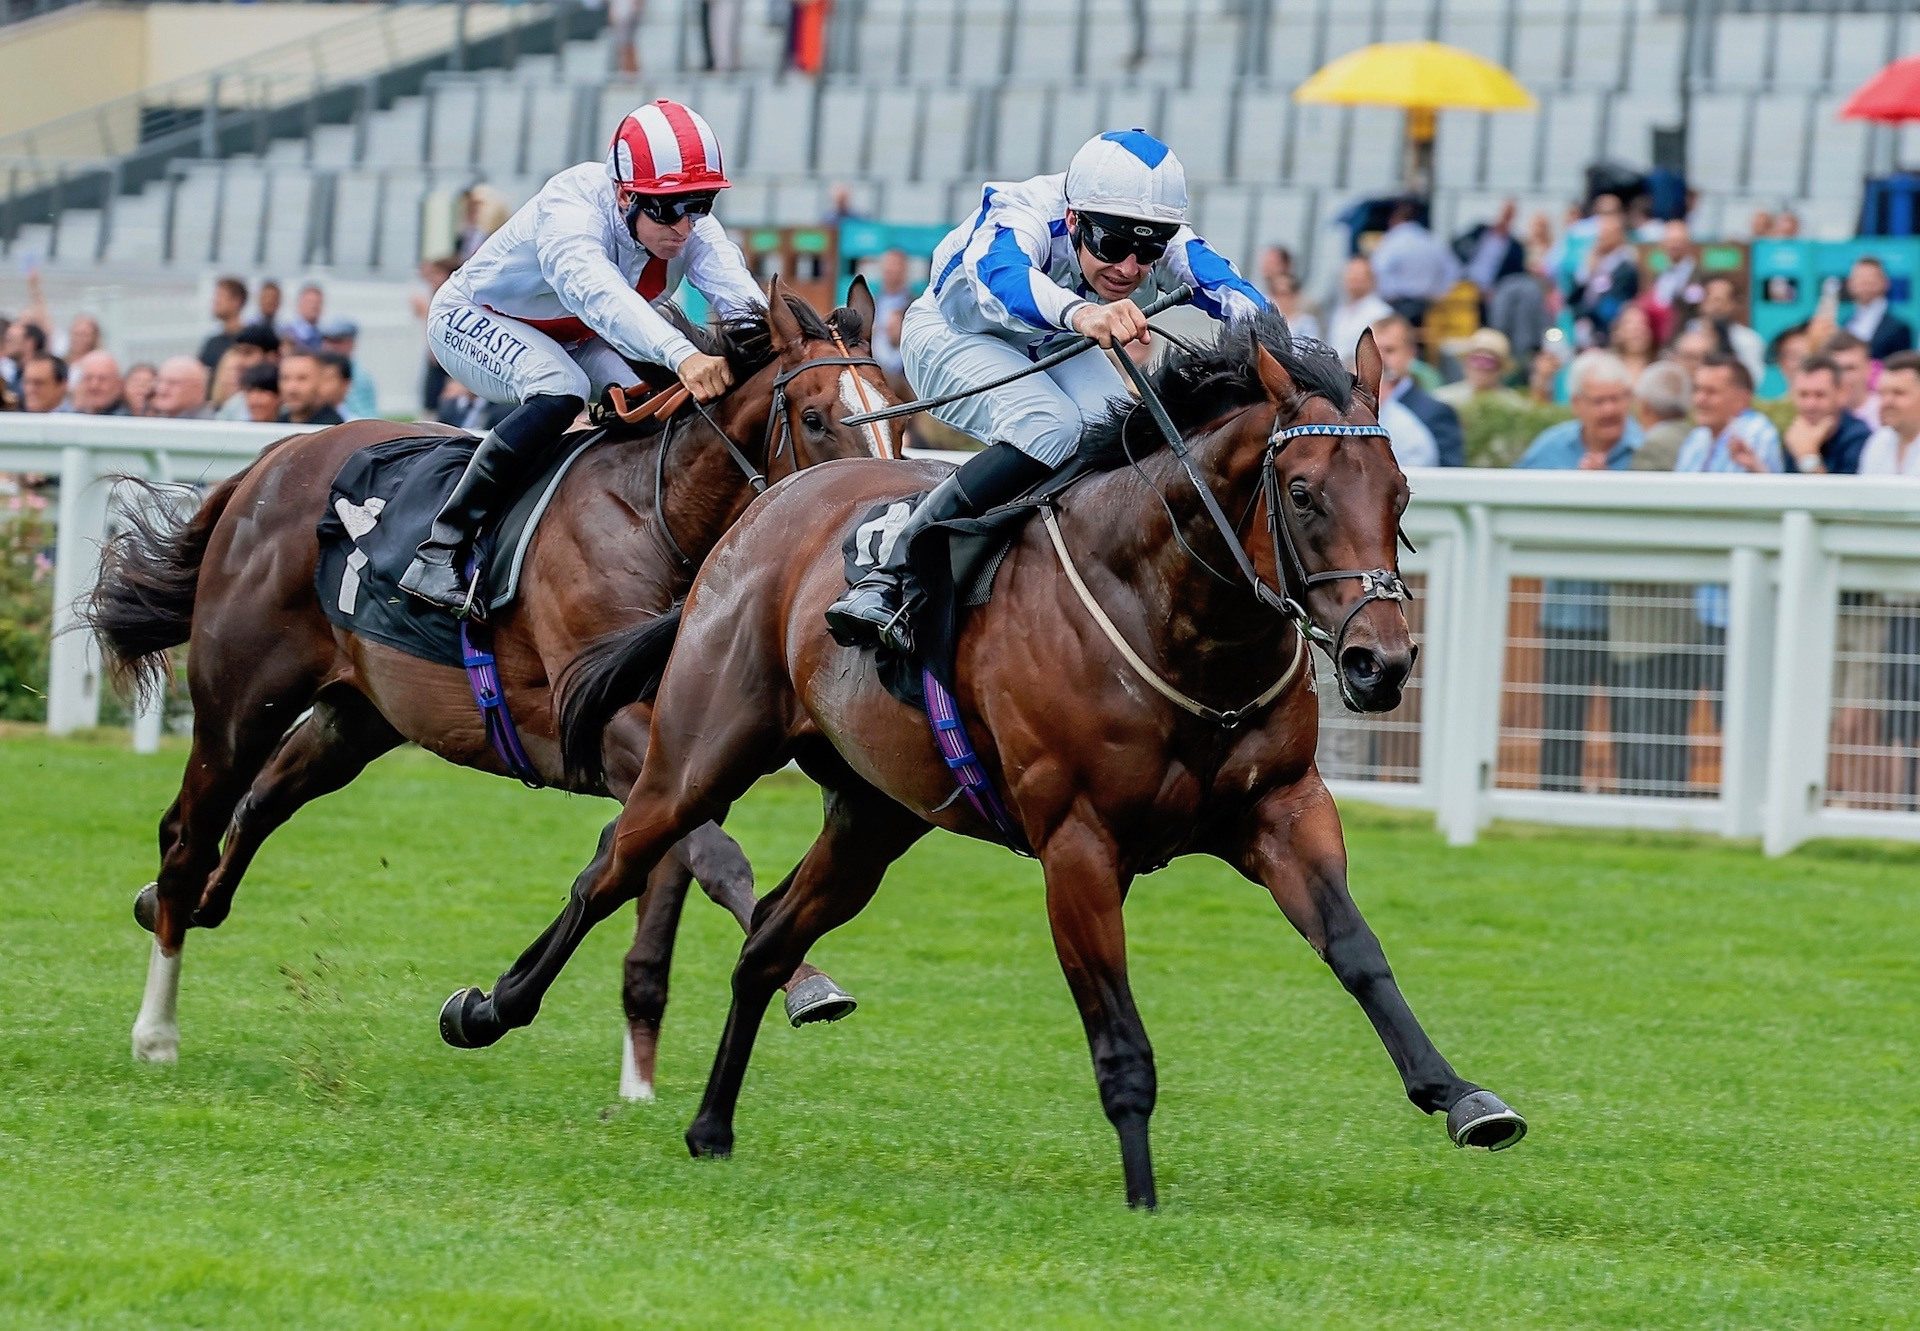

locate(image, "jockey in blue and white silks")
(826, 128), (1268, 653)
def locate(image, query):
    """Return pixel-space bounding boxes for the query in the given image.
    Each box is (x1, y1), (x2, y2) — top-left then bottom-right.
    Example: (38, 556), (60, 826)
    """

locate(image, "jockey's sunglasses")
(1074, 211), (1180, 266)
(626, 190), (718, 226)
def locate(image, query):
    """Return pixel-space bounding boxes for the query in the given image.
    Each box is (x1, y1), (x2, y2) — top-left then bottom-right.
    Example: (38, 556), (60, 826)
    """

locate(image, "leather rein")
(650, 336), (885, 569)
(1096, 349), (1414, 718)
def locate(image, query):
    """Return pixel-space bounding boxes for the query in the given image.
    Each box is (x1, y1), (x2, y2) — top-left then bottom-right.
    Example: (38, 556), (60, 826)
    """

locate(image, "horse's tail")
(81, 470), (251, 705)
(557, 605), (684, 788)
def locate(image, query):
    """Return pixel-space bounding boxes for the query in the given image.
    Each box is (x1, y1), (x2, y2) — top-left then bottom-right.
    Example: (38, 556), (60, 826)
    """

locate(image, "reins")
(652, 339), (886, 568)
(839, 283), (1197, 428)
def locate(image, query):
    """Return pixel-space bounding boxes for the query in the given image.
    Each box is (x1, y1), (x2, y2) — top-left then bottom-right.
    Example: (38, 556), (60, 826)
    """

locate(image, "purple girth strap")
(458, 557), (543, 788)
(920, 667), (1030, 856)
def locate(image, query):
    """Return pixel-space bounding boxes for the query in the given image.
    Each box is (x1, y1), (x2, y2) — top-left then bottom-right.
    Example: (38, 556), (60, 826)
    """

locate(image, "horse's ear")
(1353, 328), (1385, 407)
(1254, 344), (1296, 405)
(841, 274), (875, 343)
(766, 274), (804, 352)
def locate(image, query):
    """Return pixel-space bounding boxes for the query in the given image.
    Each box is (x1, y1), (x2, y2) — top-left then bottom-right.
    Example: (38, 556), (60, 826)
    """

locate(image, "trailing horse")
(445, 311), (1527, 1207)
(84, 279), (901, 1100)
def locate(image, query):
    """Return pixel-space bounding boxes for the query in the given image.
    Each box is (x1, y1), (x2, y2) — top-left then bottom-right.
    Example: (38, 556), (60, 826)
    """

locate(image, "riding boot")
(826, 441), (1051, 653)
(399, 393), (583, 613)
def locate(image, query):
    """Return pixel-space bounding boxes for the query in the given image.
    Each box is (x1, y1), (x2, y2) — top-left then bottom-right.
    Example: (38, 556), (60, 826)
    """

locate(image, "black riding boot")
(826, 441), (1051, 653)
(399, 393), (583, 613)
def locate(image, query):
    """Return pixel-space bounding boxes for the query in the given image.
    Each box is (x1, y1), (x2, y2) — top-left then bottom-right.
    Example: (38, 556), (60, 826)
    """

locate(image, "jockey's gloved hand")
(679, 352), (733, 403)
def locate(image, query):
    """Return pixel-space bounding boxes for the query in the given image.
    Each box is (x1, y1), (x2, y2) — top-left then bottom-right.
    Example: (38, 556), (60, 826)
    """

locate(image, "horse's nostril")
(1341, 646), (1384, 687)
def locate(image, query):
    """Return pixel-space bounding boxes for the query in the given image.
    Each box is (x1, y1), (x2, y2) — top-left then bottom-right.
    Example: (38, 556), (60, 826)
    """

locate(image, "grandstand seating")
(4, 0), (1913, 284)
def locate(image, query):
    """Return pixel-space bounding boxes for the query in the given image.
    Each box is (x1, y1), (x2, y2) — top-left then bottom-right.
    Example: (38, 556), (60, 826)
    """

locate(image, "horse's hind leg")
(678, 821), (857, 1025)
(134, 651), (328, 1063)
(1235, 777), (1527, 1151)
(684, 781), (926, 1160)
(620, 854), (694, 1102)
(440, 690), (787, 1050)
(192, 689), (402, 930)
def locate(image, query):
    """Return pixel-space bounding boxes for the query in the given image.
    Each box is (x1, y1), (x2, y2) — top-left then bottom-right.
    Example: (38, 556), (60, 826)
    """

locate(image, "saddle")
(838, 455), (1100, 710)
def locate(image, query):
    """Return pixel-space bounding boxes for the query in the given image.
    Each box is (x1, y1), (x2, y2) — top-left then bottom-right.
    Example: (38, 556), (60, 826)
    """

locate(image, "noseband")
(653, 342), (886, 568)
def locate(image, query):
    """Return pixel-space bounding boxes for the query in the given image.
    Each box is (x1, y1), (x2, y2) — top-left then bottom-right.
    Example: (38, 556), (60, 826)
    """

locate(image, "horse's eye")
(1289, 482), (1314, 512)
(803, 409), (825, 431)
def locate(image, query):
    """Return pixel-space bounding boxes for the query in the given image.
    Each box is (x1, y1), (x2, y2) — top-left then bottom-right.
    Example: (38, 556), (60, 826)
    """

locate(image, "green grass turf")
(2, 733), (1916, 1329)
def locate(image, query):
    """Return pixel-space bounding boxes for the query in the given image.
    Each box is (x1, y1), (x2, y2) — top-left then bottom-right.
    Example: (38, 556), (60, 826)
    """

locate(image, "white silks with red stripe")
(607, 99), (731, 195)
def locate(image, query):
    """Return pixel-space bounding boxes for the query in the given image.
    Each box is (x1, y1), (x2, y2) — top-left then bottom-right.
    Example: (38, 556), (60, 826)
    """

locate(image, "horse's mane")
(661, 296), (864, 382)
(1077, 309), (1354, 470)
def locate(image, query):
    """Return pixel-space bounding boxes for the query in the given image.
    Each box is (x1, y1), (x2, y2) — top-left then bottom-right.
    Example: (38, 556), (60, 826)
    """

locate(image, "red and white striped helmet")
(607, 98), (730, 195)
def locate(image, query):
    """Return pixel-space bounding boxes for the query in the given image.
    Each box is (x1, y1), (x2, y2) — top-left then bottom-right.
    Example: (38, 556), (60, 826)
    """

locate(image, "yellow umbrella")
(1294, 42), (1535, 193)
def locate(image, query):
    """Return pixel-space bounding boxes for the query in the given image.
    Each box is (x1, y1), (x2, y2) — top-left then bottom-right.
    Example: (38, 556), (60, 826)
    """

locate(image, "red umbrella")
(1841, 55), (1920, 124)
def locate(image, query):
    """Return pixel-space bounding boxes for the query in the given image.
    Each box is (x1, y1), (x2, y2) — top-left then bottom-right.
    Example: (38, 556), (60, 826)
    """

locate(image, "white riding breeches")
(427, 285), (635, 406)
(900, 301), (1128, 466)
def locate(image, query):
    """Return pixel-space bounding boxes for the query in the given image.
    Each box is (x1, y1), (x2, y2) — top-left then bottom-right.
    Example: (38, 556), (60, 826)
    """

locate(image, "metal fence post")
(47, 445), (109, 735)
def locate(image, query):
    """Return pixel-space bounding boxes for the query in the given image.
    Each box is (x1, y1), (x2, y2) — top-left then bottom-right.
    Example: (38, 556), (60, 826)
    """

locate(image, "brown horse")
(85, 279), (901, 1100)
(441, 312), (1528, 1207)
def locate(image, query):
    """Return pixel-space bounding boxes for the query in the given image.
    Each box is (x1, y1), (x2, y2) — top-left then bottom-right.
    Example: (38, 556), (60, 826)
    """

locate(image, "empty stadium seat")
(427, 82), (482, 170)
(1162, 89), (1233, 184)
(814, 85), (872, 176)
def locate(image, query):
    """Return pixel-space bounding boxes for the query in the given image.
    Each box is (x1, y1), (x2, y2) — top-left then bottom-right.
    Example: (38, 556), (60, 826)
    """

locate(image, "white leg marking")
(839, 369), (896, 459)
(131, 937), (182, 1064)
(618, 1027), (655, 1102)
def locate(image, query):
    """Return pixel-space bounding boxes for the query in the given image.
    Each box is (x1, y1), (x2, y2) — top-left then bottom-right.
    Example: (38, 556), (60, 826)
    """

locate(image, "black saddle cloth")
(314, 428), (607, 666)
(839, 455), (1099, 709)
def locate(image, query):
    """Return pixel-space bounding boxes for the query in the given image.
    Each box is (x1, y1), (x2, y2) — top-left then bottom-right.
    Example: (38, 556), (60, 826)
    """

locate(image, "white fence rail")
(9, 417), (1920, 854)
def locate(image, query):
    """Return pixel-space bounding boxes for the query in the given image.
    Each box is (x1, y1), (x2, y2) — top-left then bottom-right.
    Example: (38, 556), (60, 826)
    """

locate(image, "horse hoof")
(131, 1023), (178, 1064)
(132, 883), (159, 934)
(785, 974), (857, 1028)
(1447, 1089), (1528, 1151)
(685, 1120), (734, 1159)
(438, 987), (502, 1050)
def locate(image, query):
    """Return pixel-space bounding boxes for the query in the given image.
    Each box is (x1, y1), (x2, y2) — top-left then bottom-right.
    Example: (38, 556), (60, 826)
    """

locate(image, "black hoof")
(132, 883), (158, 934)
(438, 986), (505, 1050)
(785, 974), (857, 1027)
(685, 1120), (734, 1159)
(1447, 1089), (1528, 1151)
(190, 899), (230, 930)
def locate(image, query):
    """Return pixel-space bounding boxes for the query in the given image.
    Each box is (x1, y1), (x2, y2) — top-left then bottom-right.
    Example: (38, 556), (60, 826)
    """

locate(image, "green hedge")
(1456, 398), (1797, 469)
(0, 500), (53, 722)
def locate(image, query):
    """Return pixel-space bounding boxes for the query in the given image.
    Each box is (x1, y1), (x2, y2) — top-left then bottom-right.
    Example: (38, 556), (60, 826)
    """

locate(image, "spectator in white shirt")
(1688, 274), (1766, 388)
(1325, 256), (1394, 368)
(1371, 316), (1439, 469)
(1858, 353), (1920, 477)
(1369, 199), (1461, 325)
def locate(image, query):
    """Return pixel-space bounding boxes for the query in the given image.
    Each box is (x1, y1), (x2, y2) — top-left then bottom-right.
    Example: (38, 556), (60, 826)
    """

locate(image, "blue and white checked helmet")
(1065, 130), (1189, 227)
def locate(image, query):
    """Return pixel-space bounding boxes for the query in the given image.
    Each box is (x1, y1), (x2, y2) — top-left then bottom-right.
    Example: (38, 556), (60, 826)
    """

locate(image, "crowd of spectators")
(0, 272), (369, 426)
(1264, 193), (1920, 800)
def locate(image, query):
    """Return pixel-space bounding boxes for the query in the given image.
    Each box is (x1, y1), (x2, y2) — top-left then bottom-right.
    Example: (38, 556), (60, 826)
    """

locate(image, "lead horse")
(85, 279), (900, 1100)
(444, 312), (1528, 1207)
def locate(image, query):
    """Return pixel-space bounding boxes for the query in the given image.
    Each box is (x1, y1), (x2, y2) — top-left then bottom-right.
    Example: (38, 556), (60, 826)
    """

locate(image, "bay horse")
(440, 311), (1528, 1207)
(84, 278), (901, 1101)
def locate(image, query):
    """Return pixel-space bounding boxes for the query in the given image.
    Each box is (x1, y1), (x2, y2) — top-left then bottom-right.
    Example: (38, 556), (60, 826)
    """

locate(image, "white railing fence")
(8, 416), (1920, 855)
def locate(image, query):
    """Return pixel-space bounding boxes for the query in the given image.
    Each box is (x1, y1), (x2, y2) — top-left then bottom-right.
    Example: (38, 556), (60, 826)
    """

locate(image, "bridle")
(651, 334), (887, 568)
(1109, 351), (1412, 683)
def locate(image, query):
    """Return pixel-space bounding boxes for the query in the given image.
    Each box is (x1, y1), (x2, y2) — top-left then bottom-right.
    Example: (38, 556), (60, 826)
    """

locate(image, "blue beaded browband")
(1271, 423), (1393, 444)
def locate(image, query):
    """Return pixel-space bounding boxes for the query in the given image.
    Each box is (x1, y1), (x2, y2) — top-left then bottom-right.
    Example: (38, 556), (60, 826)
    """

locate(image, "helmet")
(1065, 130), (1188, 227)
(607, 99), (731, 195)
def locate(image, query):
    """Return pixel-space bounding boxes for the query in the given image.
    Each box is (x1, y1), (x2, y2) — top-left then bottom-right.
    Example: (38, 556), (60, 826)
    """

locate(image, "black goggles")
(1074, 211), (1179, 265)
(626, 191), (718, 226)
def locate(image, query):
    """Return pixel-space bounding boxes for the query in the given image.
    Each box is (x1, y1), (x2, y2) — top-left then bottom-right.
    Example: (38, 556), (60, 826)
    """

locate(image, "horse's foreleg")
(678, 820), (856, 1026)
(1039, 818), (1156, 1209)
(619, 855), (694, 1102)
(194, 692), (402, 930)
(684, 784), (924, 1160)
(1234, 776), (1527, 1151)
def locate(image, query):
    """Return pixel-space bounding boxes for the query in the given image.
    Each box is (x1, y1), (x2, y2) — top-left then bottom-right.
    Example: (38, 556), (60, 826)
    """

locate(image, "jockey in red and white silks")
(404, 97), (763, 614)
(826, 128), (1270, 654)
